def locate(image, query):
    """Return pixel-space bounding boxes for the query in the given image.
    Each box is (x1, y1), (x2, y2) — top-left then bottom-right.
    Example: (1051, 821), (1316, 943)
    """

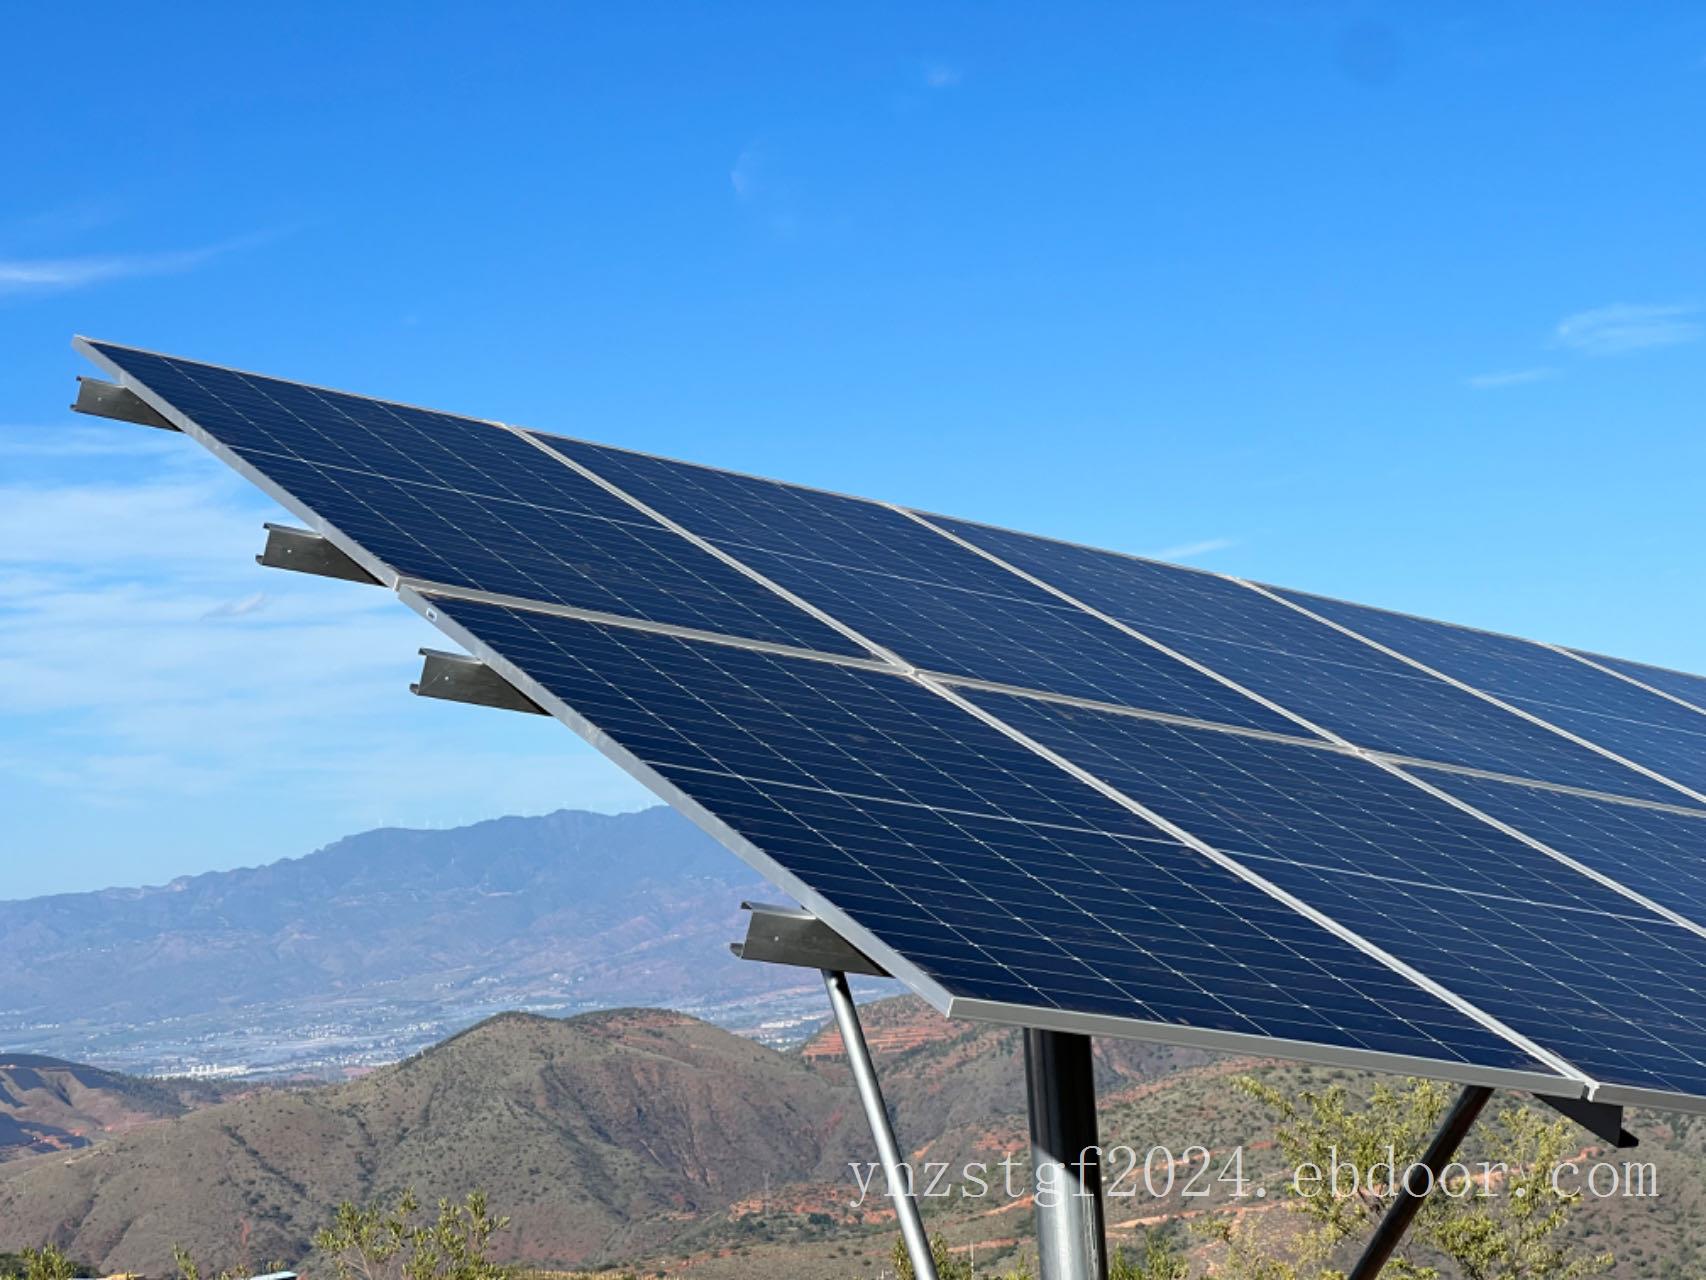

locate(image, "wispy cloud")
(728, 144), (803, 237)
(1554, 303), (1703, 356)
(729, 147), (762, 201)
(1147, 537), (1237, 562)
(201, 591), (270, 620)
(923, 63), (963, 89)
(0, 233), (267, 298)
(0, 423), (184, 459)
(1466, 367), (1556, 390)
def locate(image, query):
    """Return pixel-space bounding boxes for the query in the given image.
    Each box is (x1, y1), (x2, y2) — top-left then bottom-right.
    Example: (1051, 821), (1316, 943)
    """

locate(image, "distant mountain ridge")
(0, 807), (833, 1074)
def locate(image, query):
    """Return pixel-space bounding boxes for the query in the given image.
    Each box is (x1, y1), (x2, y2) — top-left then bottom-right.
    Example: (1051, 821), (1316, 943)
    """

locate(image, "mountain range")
(0, 807), (867, 1076)
(0, 998), (1213, 1276)
(10, 807), (1706, 1277)
(4, 1000), (1703, 1279)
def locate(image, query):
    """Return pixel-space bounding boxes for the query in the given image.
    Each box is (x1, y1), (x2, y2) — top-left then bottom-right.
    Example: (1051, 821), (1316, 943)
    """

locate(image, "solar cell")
(969, 689), (1706, 1100)
(1420, 770), (1706, 932)
(1571, 651), (1706, 718)
(82, 342), (867, 658)
(531, 437), (1304, 734)
(929, 516), (1681, 804)
(533, 436), (1045, 594)
(1280, 589), (1706, 803)
(418, 592), (1565, 1082)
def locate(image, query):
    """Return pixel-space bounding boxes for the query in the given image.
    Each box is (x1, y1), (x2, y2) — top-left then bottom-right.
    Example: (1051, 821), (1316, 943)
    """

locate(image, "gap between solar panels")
(71, 340), (1706, 1280)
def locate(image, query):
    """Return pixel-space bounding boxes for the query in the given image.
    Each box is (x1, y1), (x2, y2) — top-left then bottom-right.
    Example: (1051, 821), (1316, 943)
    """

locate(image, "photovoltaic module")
(75, 337), (1706, 1114)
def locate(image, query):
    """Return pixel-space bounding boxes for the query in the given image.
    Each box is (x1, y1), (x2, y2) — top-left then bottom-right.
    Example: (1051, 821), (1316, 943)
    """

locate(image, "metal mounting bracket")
(411, 649), (547, 715)
(1534, 1092), (1637, 1149)
(730, 902), (889, 976)
(256, 524), (381, 585)
(71, 377), (178, 431)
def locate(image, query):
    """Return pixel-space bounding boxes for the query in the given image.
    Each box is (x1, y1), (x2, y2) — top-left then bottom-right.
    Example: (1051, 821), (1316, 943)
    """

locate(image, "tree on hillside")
(314, 1188), (516, 1280)
(173, 1241), (292, 1280)
(890, 1234), (1032, 1279)
(0, 1247), (82, 1280)
(1199, 1077), (1614, 1280)
(1110, 1231), (1189, 1280)
(885, 1229), (1186, 1280)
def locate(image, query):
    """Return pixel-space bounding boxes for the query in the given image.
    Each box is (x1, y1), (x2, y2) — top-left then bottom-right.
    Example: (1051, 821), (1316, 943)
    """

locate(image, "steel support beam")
(1347, 1083), (1494, 1280)
(1025, 1029), (1107, 1280)
(823, 969), (938, 1280)
(730, 902), (889, 976)
(256, 524), (381, 585)
(71, 376), (178, 431)
(411, 649), (546, 715)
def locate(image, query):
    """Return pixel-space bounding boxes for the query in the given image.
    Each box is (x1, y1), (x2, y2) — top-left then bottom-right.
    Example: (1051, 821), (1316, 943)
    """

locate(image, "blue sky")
(3, 4), (1704, 899)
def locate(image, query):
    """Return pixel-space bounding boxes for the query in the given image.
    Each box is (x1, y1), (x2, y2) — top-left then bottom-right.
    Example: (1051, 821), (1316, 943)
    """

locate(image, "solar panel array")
(77, 337), (1706, 1113)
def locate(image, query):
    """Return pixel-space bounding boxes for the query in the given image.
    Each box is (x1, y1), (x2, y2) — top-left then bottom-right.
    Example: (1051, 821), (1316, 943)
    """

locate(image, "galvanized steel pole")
(822, 969), (938, 1280)
(1025, 1029), (1108, 1280)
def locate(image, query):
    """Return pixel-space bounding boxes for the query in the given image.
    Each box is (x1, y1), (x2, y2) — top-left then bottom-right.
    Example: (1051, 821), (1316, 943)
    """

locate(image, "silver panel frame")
(400, 582), (1587, 1101)
(76, 334), (1706, 1115)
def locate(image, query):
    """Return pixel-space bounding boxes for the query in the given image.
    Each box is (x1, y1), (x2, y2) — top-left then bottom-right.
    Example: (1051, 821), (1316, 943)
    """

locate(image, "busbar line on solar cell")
(529, 433), (1062, 596)
(886, 678), (1591, 1085)
(1556, 646), (1706, 723)
(1573, 650), (1706, 718)
(471, 444), (1642, 1079)
(1418, 769), (1706, 931)
(74, 339), (868, 661)
(1348, 755), (1706, 817)
(923, 673), (1343, 750)
(401, 587), (1580, 1095)
(412, 572), (1464, 769)
(529, 434), (1304, 736)
(927, 511), (1686, 806)
(393, 579), (900, 674)
(966, 689), (1706, 1102)
(898, 506), (1706, 938)
(886, 645), (1706, 819)
(510, 427), (916, 671)
(1251, 582), (1706, 808)
(919, 669), (1706, 816)
(416, 563), (1706, 869)
(896, 506), (1342, 742)
(413, 585), (1581, 1089)
(1275, 588), (1706, 804)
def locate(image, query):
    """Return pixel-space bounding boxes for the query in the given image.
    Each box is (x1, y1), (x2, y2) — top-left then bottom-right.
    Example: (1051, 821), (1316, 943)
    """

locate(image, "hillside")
(0, 1009), (863, 1273)
(800, 996), (1217, 1140)
(4, 1000), (1705, 1279)
(0, 807), (875, 1076)
(0, 996), (1218, 1275)
(0, 1056), (200, 1162)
